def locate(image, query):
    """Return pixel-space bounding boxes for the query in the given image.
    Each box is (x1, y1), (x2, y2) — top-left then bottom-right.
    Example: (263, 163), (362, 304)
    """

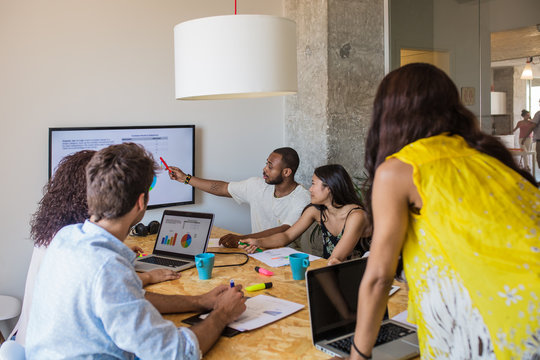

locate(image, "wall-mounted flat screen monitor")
(49, 125), (195, 209)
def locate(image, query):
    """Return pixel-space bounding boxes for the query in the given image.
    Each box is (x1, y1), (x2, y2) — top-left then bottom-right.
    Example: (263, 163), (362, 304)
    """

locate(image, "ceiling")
(491, 25), (540, 66)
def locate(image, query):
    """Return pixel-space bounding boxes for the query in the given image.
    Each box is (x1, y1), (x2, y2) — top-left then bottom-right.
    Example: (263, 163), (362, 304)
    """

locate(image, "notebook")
(134, 210), (214, 272)
(306, 258), (419, 360)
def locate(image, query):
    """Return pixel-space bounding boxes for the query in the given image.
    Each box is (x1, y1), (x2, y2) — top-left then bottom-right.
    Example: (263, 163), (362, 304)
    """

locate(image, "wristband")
(184, 174), (192, 184)
(352, 341), (372, 359)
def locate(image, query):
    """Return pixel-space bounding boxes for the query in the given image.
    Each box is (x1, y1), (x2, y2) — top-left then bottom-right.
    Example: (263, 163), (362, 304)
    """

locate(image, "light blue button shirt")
(26, 220), (200, 360)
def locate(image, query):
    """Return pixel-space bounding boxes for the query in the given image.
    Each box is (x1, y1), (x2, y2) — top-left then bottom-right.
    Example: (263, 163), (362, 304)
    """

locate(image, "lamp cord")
(207, 251), (249, 267)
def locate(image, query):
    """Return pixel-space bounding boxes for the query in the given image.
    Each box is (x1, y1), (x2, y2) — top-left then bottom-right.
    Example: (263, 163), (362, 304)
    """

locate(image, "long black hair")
(364, 63), (537, 220)
(310, 164), (363, 222)
(307, 164), (370, 252)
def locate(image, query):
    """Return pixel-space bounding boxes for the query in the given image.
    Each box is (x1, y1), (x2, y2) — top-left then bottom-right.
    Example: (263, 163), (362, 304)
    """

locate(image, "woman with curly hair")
(10, 150), (180, 345)
(347, 63), (539, 360)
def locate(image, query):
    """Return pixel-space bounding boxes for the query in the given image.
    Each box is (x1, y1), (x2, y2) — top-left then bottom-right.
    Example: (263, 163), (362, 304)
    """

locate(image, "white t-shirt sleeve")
(227, 177), (260, 205)
(279, 186), (311, 226)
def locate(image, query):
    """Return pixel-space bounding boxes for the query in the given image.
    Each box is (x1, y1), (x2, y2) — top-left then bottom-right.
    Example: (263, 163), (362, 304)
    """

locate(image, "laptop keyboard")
(138, 256), (189, 268)
(329, 323), (415, 353)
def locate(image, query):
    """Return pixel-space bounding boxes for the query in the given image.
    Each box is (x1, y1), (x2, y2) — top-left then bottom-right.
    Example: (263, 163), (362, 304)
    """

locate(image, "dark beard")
(265, 173), (284, 185)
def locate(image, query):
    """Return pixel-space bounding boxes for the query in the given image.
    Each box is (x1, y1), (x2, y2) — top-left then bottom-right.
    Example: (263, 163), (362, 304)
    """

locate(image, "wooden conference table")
(125, 227), (412, 360)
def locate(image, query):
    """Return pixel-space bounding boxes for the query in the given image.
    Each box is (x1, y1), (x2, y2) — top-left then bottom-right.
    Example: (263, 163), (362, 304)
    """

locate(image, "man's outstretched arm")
(169, 166), (231, 197)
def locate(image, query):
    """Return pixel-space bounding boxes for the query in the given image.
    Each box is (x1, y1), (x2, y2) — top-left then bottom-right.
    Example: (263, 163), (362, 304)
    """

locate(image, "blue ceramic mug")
(289, 253), (310, 280)
(195, 253), (215, 280)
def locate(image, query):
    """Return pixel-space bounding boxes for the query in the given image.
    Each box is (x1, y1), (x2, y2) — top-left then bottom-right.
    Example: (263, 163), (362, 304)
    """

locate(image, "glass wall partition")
(387, 0), (540, 139)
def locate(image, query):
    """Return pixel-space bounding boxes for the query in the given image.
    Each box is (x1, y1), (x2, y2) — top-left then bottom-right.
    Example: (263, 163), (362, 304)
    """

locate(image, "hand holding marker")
(160, 157), (171, 172)
(238, 241), (263, 253)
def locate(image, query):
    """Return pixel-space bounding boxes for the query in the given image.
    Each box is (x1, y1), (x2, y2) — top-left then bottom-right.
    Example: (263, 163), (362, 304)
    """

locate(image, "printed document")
(248, 247), (321, 267)
(227, 295), (304, 332)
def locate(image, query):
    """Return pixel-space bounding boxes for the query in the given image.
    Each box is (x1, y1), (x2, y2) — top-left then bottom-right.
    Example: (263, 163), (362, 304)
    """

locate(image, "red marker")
(160, 157), (171, 171)
(255, 266), (274, 276)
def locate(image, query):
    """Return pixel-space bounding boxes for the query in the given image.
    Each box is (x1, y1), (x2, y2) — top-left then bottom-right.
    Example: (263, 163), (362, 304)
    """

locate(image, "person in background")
(168, 147), (311, 247)
(511, 109), (535, 170)
(26, 143), (246, 359)
(346, 63), (538, 360)
(522, 99), (540, 169)
(241, 164), (371, 265)
(9, 150), (180, 346)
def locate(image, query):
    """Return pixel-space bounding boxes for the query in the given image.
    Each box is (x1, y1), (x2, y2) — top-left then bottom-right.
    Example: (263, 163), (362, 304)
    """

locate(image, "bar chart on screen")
(161, 233), (178, 246)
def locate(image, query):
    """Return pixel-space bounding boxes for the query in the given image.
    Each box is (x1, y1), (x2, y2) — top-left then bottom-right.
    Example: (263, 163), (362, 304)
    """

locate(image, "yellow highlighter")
(245, 282), (273, 292)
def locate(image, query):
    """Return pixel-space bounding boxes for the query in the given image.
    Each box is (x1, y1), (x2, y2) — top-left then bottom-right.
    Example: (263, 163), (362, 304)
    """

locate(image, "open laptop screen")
(153, 210), (213, 257)
(307, 258), (391, 344)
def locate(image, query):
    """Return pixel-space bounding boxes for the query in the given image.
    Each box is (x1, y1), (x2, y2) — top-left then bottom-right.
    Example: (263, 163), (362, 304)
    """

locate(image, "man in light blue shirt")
(26, 143), (246, 359)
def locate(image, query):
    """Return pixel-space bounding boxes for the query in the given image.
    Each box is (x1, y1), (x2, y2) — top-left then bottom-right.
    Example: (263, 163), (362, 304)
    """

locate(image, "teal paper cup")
(195, 253), (215, 280)
(289, 253), (310, 280)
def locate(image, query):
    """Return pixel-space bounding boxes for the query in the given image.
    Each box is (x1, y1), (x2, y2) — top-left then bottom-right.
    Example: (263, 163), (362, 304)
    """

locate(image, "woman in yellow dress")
(349, 63), (539, 360)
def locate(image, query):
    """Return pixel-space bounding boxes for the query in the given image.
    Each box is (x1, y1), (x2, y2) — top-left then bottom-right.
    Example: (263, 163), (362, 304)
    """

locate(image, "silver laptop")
(134, 210), (214, 272)
(306, 258), (419, 360)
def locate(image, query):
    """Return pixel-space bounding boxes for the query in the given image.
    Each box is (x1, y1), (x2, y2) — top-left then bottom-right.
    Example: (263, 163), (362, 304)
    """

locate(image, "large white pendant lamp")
(174, 11), (297, 100)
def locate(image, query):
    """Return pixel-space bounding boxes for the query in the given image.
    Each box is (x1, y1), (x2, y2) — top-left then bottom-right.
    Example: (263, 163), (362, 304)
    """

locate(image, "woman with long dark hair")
(349, 63), (539, 360)
(241, 164), (371, 264)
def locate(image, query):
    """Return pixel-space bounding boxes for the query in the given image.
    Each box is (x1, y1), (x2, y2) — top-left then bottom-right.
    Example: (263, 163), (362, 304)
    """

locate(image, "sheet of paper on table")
(201, 294), (304, 332)
(248, 247), (322, 267)
(207, 238), (222, 247)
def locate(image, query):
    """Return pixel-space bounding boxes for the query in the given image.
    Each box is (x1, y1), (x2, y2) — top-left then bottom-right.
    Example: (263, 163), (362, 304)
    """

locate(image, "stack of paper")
(227, 295), (304, 332)
(248, 247), (321, 267)
(200, 295), (304, 332)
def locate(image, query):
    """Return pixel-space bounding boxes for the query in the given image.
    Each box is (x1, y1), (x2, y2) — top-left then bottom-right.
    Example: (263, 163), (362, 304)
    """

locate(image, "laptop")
(134, 210), (214, 272)
(306, 258), (419, 360)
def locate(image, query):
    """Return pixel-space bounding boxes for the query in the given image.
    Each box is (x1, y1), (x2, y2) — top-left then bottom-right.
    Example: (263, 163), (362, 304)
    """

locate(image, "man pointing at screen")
(168, 147), (311, 248)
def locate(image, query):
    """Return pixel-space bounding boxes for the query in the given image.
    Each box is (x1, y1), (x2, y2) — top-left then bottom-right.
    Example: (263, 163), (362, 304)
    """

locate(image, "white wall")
(0, 0), (285, 309)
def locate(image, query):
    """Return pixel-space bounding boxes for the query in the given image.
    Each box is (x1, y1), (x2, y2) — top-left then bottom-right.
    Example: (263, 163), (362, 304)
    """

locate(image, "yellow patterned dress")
(388, 134), (540, 359)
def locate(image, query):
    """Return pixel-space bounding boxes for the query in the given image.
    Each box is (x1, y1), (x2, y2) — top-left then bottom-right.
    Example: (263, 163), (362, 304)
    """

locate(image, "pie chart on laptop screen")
(181, 233), (192, 248)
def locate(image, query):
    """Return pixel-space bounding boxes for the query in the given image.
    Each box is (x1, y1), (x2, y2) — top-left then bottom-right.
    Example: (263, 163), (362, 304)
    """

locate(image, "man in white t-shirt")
(168, 147), (311, 247)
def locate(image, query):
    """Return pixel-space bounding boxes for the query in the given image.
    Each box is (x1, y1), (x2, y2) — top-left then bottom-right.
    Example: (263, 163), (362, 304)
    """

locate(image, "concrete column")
(492, 67), (514, 135)
(284, 0), (385, 186)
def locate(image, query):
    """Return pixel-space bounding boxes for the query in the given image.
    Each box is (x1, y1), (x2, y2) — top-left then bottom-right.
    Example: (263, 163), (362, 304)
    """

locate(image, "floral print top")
(320, 207), (369, 259)
(390, 134), (540, 359)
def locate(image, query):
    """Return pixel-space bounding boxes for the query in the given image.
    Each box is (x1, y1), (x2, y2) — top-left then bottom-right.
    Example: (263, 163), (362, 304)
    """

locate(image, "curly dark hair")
(30, 150), (96, 247)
